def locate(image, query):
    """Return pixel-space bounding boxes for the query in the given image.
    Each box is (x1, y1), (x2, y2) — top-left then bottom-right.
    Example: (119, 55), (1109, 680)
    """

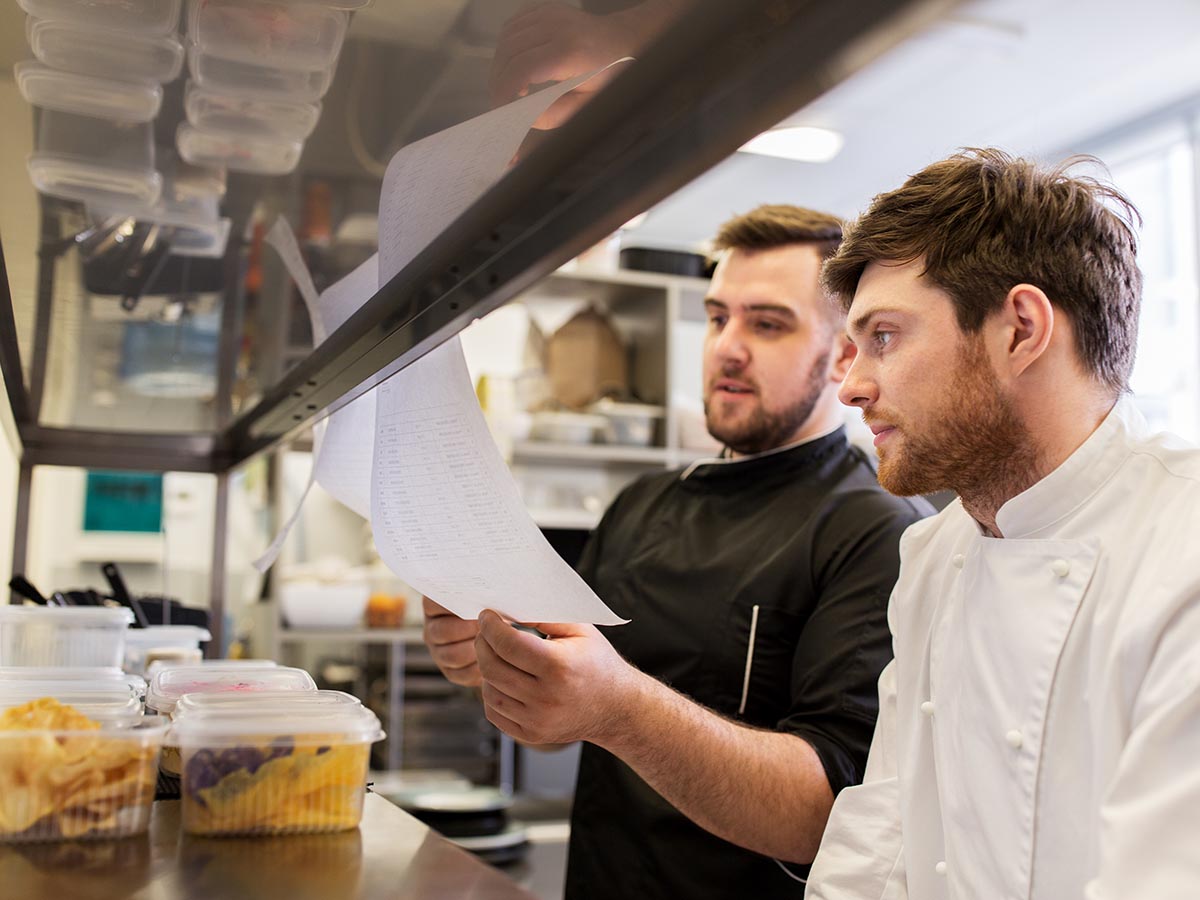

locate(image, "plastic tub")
(27, 17), (185, 83)
(146, 658), (277, 678)
(16, 61), (163, 124)
(16, 0), (182, 36)
(123, 625), (212, 676)
(185, 82), (321, 140)
(0, 684), (143, 726)
(29, 109), (160, 207)
(0, 665), (146, 698)
(588, 399), (665, 447)
(187, 0), (349, 72)
(169, 701), (384, 835)
(174, 689), (362, 719)
(0, 606), (134, 668)
(0, 699), (166, 842)
(146, 664), (316, 716)
(177, 121), (302, 175)
(187, 45), (333, 101)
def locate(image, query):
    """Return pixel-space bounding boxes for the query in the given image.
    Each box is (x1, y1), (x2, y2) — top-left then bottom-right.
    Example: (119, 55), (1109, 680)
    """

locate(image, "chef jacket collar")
(993, 396), (1146, 539)
(679, 423), (846, 481)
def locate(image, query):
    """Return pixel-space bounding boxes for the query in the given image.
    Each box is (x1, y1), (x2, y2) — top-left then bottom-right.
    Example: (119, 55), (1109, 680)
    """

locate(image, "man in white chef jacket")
(805, 147), (1200, 900)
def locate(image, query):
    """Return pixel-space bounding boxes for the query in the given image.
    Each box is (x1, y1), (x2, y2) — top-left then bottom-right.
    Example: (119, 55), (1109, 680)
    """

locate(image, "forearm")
(598, 668), (835, 863)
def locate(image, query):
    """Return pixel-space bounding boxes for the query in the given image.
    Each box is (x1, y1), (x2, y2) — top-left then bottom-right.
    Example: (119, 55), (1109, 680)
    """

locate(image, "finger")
(422, 595), (453, 616)
(475, 630), (540, 700)
(477, 609), (555, 676)
(429, 637), (478, 671)
(443, 661), (482, 688)
(424, 613), (479, 646)
(481, 679), (527, 715)
(530, 620), (594, 639)
(482, 698), (530, 743)
(490, 36), (562, 105)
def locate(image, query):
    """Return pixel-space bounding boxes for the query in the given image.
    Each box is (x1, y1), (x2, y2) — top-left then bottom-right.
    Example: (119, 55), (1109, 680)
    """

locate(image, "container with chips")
(169, 695), (384, 836)
(0, 698), (166, 843)
(0, 607), (133, 668)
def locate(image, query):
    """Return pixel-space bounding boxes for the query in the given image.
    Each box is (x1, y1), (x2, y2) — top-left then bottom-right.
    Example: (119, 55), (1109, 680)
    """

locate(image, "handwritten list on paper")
(371, 337), (626, 625)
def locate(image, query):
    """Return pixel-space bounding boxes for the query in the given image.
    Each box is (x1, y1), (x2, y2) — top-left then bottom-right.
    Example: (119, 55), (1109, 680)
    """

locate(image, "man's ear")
(1001, 284), (1054, 379)
(829, 332), (857, 383)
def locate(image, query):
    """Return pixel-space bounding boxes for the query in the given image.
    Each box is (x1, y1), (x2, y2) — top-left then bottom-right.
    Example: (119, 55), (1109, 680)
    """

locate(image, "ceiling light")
(738, 126), (844, 163)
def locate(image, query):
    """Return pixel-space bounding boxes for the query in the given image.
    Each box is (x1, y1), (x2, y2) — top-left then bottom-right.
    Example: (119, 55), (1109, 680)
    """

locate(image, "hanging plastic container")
(16, 61), (162, 123)
(16, 0), (183, 36)
(185, 82), (321, 140)
(177, 121), (303, 175)
(187, 44), (333, 101)
(28, 108), (160, 208)
(27, 17), (185, 83)
(187, 0), (349, 72)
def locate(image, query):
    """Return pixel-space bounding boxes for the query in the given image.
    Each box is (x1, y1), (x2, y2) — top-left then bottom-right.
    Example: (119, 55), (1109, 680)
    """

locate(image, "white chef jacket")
(806, 397), (1200, 900)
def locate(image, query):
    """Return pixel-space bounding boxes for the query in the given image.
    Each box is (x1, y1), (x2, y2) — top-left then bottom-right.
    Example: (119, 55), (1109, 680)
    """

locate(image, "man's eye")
(708, 314), (727, 328)
(874, 330), (894, 348)
(755, 320), (782, 333)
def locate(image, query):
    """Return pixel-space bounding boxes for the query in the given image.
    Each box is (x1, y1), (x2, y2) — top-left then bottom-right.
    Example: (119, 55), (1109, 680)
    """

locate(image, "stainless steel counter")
(0, 794), (538, 900)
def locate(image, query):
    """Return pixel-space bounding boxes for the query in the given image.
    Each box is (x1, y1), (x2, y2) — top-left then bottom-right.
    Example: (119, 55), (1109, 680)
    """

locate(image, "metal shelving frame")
(0, 0), (955, 651)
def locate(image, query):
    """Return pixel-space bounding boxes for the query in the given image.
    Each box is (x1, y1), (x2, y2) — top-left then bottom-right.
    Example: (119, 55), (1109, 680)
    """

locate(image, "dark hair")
(822, 148), (1143, 393)
(713, 204), (844, 261)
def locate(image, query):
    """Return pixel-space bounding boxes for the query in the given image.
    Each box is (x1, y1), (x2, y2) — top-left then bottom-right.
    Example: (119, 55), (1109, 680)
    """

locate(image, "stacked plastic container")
(179, 0), (369, 175)
(0, 606), (166, 842)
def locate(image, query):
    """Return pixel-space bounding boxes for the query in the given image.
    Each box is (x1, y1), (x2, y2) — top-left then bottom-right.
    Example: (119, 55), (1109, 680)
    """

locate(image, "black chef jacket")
(564, 428), (931, 900)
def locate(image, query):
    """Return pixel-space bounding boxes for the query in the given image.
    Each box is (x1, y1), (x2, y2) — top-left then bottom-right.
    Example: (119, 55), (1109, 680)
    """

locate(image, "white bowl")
(279, 580), (370, 629)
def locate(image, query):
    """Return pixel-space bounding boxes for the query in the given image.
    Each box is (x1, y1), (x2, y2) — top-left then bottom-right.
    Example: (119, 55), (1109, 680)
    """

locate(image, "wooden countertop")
(0, 794), (538, 900)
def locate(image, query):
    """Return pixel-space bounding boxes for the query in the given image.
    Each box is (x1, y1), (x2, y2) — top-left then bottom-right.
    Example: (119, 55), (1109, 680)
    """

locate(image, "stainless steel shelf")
(278, 627), (425, 643)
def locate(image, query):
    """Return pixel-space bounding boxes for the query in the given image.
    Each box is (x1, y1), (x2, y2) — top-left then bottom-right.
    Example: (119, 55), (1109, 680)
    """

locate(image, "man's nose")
(712, 319), (750, 364)
(838, 354), (877, 408)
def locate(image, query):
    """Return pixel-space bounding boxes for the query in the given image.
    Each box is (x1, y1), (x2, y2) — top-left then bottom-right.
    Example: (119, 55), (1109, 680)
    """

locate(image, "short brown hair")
(823, 148), (1143, 393)
(713, 204), (844, 261)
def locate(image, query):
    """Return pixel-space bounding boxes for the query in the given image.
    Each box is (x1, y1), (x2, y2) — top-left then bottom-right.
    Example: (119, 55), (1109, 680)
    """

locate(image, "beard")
(869, 336), (1037, 502)
(704, 348), (831, 455)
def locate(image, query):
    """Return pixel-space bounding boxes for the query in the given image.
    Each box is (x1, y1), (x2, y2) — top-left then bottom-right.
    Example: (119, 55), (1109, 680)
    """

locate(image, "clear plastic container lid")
(123, 625), (213, 648)
(17, 0), (182, 36)
(185, 83), (321, 140)
(169, 700), (383, 746)
(27, 17), (185, 83)
(145, 658), (278, 678)
(146, 664), (316, 714)
(174, 689), (363, 719)
(0, 666), (145, 696)
(187, 0), (349, 72)
(16, 61), (163, 124)
(177, 122), (302, 175)
(0, 684), (143, 726)
(0, 606), (135, 627)
(187, 44), (333, 101)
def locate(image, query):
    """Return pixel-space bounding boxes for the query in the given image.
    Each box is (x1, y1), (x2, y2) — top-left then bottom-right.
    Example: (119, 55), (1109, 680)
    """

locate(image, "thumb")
(531, 621), (596, 639)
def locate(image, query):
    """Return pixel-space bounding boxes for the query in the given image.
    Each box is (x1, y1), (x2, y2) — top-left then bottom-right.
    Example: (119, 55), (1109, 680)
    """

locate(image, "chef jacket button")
(920, 701), (936, 717)
(1051, 558), (1071, 578)
(952, 553), (965, 569)
(1006, 729), (1023, 749)
(935, 861), (947, 876)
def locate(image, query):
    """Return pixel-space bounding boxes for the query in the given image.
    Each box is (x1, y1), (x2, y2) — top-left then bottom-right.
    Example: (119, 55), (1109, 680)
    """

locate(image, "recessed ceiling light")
(738, 126), (844, 163)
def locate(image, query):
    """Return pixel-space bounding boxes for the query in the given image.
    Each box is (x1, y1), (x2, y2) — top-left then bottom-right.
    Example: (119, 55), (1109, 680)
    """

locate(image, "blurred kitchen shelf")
(528, 508), (602, 531)
(278, 627), (425, 643)
(72, 532), (165, 563)
(512, 441), (672, 466)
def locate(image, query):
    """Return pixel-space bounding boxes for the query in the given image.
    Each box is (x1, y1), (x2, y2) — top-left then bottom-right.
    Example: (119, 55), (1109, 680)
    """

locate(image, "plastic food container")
(529, 411), (607, 444)
(0, 606), (134, 668)
(187, 45), (333, 101)
(15, 61), (163, 124)
(187, 0), (349, 72)
(146, 664), (316, 717)
(27, 17), (185, 83)
(0, 666), (146, 698)
(0, 683), (143, 726)
(177, 121), (302, 175)
(0, 700), (166, 843)
(588, 399), (666, 447)
(185, 83), (321, 140)
(29, 109), (160, 207)
(174, 689), (362, 719)
(123, 625), (212, 676)
(169, 700), (384, 835)
(145, 658), (278, 678)
(16, 0), (182, 36)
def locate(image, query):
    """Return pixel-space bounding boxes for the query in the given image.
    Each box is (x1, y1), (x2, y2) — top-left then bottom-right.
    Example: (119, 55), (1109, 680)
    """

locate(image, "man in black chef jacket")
(424, 205), (930, 899)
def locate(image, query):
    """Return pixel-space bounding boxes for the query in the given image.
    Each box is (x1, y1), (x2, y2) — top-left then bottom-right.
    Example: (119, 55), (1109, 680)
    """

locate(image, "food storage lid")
(146, 664), (316, 714)
(16, 60), (163, 124)
(16, 0), (182, 36)
(177, 122), (303, 175)
(123, 625), (213, 648)
(168, 700), (384, 745)
(145, 658), (278, 678)
(185, 82), (321, 140)
(0, 666), (146, 696)
(28, 17), (185, 83)
(0, 606), (135, 627)
(173, 689), (362, 719)
(187, 44), (333, 101)
(0, 684), (143, 726)
(187, 0), (349, 72)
